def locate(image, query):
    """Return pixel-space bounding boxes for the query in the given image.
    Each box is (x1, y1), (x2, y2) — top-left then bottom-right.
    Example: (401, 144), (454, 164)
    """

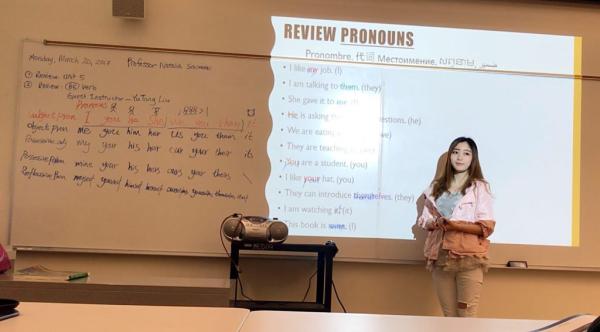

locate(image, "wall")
(1, 0), (599, 319)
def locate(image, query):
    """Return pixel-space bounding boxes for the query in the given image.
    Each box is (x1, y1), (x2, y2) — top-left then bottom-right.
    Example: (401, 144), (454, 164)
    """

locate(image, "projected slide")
(266, 16), (581, 246)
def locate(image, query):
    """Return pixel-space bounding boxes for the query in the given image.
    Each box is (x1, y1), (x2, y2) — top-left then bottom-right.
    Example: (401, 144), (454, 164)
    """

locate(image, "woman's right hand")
(428, 217), (448, 231)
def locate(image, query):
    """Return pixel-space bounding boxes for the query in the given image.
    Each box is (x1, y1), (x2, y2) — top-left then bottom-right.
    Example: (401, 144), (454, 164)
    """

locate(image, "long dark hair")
(432, 137), (486, 199)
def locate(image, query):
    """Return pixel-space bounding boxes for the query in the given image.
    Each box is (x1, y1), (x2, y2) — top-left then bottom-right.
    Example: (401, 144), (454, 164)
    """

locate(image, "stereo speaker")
(221, 214), (288, 243)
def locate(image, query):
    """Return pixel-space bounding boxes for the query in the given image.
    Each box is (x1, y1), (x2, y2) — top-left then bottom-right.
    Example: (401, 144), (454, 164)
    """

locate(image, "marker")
(67, 272), (89, 281)
(506, 261), (528, 268)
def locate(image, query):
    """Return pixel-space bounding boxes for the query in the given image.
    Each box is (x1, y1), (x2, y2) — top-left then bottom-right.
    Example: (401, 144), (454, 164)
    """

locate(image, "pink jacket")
(418, 180), (495, 261)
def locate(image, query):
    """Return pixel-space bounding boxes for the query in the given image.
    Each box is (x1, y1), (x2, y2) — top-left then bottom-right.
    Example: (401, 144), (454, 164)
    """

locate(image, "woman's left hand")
(442, 220), (484, 236)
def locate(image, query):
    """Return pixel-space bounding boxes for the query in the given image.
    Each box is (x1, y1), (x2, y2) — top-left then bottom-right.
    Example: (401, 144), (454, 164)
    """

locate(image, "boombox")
(221, 214), (289, 243)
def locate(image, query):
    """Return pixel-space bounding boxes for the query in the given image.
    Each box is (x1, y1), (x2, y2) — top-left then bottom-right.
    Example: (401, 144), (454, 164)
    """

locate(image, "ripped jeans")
(432, 266), (484, 317)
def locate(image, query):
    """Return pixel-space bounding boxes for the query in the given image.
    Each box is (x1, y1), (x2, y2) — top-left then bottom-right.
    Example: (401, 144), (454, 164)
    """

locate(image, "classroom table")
(0, 272), (230, 306)
(1, 302), (249, 332)
(238, 310), (556, 332)
(2, 302), (571, 332)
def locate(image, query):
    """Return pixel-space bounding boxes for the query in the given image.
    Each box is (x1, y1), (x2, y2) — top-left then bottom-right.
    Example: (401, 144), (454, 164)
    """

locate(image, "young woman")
(418, 137), (495, 317)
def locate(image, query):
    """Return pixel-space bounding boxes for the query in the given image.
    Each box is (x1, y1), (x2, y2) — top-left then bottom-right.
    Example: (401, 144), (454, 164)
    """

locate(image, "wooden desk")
(238, 311), (556, 332)
(0, 273), (230, 306)
(2, 302), (249, 332)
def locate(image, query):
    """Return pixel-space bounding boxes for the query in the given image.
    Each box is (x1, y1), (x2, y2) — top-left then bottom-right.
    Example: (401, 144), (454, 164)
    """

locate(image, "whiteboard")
(11, 41), (271, 255)
(10, 40), (600, 271)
